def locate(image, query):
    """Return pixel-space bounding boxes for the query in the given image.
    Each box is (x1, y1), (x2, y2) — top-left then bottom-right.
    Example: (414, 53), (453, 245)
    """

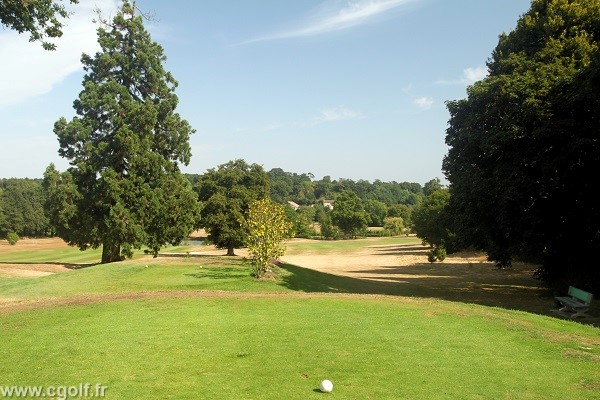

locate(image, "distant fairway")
(0, 237), (599, 399)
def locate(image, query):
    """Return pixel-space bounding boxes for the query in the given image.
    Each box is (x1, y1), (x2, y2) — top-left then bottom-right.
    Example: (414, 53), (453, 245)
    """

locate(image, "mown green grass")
(0, 258), (286, 300)
(0, 237), (599, 399)
(0, 245), (103, 264)
(285, 235), (420, 254)
(0, 243), (197, 265)
(1, 297), (599, 399)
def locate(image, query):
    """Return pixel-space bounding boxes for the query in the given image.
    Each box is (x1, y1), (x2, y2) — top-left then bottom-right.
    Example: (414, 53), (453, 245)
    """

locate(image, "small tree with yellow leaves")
(244, 198), (293, 278)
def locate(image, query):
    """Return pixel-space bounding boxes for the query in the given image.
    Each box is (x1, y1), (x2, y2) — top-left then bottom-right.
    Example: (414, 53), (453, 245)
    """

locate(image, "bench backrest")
(568, 286), (594, 305)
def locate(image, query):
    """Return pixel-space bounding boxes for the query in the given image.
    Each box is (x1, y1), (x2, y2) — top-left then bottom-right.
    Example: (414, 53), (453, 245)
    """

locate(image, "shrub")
(427, 245), (447, 263)
(7, 232), (19, 245)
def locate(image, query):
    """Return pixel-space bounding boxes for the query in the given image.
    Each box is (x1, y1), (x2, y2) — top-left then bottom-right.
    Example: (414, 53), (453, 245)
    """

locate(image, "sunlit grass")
(1, 297), (598, 400)
(0, 236), (598, 399)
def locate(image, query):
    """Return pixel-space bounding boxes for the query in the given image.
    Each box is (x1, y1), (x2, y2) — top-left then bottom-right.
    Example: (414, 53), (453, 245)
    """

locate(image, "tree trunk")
(101, 242), (122, 263)
(226, 246), (236, 256)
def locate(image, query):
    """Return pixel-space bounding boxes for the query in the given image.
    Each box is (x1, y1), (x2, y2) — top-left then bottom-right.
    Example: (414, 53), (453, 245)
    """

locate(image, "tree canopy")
(0, 179), (49, 237)
(43, 1), (199, 263)
(330, 190), (368, 238)
(443, 0), (600, 291)
(0, 0), (78, 50)
(195, 159), (269, 256)
(412, 187), (450, 249)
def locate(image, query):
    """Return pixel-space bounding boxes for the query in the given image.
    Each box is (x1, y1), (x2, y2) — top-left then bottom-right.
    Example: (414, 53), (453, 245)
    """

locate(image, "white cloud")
(413, 97), (433, 109)
(0, 0), (118, 109)
(239, 0), (419, 45)
(436, 66), (488, 85)
(462, 66), (488, 83)
(312, 106), (363, 125)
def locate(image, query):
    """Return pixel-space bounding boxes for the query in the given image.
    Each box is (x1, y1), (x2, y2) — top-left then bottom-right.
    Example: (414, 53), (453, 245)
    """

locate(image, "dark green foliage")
(44, 2), (199, 263)
(387, 204), (413, 232)
(6, 232), (19, 245)
(195, 159), (269, 255)
(443, 0), (600, 290)
(285, 205), (317, 238)
(267, 168), (425, 208)
(319, 214), (341, 240)
(364, 199), (387, 227)
(0, 179), (50, 237)
(331, 190), (368, 238)
(0, 0), (78, 50)
(427, 245), (446, 263)
(267, 168), (315, 205)
(412, 188), (451, 248)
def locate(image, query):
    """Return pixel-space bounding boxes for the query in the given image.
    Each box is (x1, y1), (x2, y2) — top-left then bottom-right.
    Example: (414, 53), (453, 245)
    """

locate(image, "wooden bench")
(554, 286), (594, 318)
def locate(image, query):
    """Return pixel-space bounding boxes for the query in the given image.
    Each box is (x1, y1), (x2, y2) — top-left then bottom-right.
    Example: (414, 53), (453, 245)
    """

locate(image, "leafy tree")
(0, 191), (6, 237)
(0, 179), (49, 237)
(244, 198), (293, 278)
(443, 0), (600, 290)
(319, 213), (341, 240)
(412, 187), (450, 248)
(267, 168), (292, 204)
(285, 205), (316, 238)
(44, 2), (199, 263)
(423, 178), (443, 197)
(195, 159), (269, 256)
(0, 0), (78, 50)
(383, 216), (404, 236)
(331, 190), (368, 238)
(364, 199), (387, 227)
(387, 204), (413, 231)
(314, 175), (333, 199)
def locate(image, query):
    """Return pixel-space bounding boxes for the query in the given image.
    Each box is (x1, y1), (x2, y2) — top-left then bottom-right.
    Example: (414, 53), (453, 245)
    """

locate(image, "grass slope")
(0, 237), (598, 399)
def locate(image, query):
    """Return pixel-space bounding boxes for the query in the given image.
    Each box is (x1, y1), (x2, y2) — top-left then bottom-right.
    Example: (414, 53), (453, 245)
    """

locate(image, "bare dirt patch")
(0, 237), (72, 252)
(281, 241), (600, 322)
(0, 264), (71, 277)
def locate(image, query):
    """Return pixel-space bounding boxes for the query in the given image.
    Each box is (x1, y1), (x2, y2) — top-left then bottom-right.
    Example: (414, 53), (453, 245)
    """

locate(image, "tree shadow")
(277, 259), (600, 327)
(0, 261), (98, 270)
(369, 245), (431, 256)
(184, 267), (250, 280)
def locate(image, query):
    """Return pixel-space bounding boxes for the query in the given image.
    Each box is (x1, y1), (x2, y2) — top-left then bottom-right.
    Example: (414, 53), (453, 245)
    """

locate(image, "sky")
(0, 0), (532, 185)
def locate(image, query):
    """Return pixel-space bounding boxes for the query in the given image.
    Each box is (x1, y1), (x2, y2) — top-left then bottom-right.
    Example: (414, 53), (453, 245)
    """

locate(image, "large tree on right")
(443, 0), (600, 291)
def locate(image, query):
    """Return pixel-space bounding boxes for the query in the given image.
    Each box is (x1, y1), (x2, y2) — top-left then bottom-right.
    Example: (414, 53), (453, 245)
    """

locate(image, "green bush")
(427, 245), (447, 263)
(6, 232), (19, 245)
(427, 250), (437, 263)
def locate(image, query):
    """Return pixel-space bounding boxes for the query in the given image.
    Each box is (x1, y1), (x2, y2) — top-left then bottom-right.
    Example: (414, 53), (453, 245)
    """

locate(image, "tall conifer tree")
(44, 1), (199, 263)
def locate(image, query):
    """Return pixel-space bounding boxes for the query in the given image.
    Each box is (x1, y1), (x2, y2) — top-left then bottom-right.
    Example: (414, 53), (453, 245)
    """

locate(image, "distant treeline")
(0, 171), (438, 239)
(186, 168), (429, 206)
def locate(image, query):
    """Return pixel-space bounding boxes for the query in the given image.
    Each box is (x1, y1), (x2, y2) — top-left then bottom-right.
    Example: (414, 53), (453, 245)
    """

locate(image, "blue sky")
(0, 0), (531, 185)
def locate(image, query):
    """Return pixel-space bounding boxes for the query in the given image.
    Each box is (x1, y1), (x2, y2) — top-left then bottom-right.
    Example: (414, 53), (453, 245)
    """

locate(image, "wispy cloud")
(311, 106), (363, 125)
(261, 122), (283, 132)
(239, 0), (418, 45)
(413, 97), (433, 109)
(436, 66), (488, 86)
(0, 0), (118, 109)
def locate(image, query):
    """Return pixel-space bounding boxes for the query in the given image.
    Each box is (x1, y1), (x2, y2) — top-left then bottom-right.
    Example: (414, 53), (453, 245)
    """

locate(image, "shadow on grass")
(369, 245), (430, 256)
(0, 261), (98, 270)
(184, 267), (250, 280)
(277, 263), (600, 326)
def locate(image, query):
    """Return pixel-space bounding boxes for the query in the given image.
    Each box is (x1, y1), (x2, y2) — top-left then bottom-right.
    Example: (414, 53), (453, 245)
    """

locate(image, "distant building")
(323, 199), (335, 210)
(287, 201), (300, 211)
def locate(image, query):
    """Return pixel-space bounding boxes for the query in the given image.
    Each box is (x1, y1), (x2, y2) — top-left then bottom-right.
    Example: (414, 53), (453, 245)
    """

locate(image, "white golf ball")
(320, 379), (333, 393)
